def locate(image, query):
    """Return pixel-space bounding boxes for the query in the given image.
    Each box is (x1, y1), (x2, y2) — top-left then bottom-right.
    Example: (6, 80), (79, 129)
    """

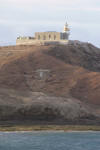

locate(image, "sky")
(0, 0), (100, 47)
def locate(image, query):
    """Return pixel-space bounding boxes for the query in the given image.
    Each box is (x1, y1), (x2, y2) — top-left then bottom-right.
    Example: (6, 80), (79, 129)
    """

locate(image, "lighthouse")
(63, 22), (70, 33)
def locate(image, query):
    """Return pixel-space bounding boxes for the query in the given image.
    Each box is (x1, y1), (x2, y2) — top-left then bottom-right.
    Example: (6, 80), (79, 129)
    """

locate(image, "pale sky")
(0, 0), (100, 47)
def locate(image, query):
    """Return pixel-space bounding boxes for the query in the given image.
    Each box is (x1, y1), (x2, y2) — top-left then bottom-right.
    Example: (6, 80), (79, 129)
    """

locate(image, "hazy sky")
(0, 0), (100, 47)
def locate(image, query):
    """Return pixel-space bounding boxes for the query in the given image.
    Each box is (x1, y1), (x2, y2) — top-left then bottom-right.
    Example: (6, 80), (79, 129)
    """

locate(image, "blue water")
(0, 131), (100, 150)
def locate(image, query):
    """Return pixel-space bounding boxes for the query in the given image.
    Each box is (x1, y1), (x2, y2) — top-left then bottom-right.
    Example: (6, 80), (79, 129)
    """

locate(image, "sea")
(0, 131), (100, 150)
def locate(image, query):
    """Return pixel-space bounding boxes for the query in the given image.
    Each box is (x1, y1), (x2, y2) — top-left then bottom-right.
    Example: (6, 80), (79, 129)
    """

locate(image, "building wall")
(16, 32), (69, 45)
(60, 32), (69, 40)
(16, 39), (37, 45)
(35, 32), (61, 41)
(16, 39), (69, 46)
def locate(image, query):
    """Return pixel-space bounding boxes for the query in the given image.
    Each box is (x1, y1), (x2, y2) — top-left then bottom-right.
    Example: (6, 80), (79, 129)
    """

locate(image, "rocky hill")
(0, 41), (100, 125)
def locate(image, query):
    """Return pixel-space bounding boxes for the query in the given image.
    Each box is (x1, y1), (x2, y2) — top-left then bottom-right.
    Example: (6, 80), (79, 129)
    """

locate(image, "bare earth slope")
(0, 41), (100, 124)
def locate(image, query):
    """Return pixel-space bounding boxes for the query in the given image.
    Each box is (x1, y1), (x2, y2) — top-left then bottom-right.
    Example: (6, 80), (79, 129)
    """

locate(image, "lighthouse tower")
(63, 22), (70, 33)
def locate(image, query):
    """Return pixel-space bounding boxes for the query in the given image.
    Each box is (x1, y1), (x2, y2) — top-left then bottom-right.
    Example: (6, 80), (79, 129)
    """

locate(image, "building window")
(43, 35), (46, 40)
(38, 35), (40, 40)
(54, 35), (56, 40)
(49, 35), (51, 40)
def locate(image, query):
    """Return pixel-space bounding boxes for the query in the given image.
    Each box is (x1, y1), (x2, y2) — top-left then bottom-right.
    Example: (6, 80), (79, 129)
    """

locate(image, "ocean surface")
(0, 131), (100, 150)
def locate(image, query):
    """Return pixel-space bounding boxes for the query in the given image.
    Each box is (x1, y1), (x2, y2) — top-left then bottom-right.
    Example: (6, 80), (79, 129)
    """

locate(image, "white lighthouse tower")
(63, 22), (70, 34)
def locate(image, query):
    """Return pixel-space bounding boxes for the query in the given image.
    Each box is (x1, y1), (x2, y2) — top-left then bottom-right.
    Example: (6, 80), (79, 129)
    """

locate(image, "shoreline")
(0, 125), (100, 132)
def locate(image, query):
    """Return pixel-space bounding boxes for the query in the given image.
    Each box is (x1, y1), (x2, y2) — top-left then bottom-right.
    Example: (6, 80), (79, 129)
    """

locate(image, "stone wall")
(16, 39), (38, 45)
(16, 39), (69, 46)
(16, 32), (69, 45)
(35, 32), (69, 41)
(35, 32), (61, 41)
